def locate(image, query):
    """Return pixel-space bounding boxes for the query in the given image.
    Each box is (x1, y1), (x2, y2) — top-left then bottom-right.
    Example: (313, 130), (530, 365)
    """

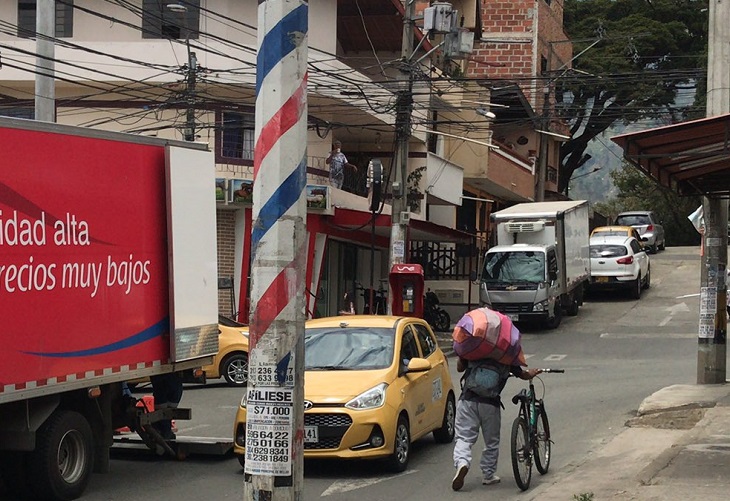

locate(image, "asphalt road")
(0, 247), (705, 500)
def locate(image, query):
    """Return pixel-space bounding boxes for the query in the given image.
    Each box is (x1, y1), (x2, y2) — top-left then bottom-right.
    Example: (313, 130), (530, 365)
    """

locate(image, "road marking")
(659, 316), (672, 326)
(600, 332), (695, 339)
(677, 293), (700, 298)
(544, 354), (567, 361)
(525, 354), (535, 359)
(321, 470), (417, 496)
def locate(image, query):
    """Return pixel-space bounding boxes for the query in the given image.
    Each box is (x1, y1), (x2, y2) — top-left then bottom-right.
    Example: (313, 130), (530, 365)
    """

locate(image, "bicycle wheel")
(534, 404), (551, 475)
(510, 416), (532, 491)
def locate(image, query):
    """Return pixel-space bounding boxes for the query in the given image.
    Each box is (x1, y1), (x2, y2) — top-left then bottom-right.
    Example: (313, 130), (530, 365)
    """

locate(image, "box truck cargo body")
(0, 117), (218, 500)
(479, 201), (590, 329)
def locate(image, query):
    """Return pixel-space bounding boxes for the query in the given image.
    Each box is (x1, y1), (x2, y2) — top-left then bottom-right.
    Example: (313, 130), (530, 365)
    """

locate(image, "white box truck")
(479, 201), (590, 329)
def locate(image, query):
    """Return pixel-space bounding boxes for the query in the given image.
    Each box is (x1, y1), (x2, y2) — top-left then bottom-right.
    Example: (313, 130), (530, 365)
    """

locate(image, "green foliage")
(407, 166), (427, 212)
(559, 0), (709, 193)
(592, 163), (702, 246)
(573, 493), (595, 501)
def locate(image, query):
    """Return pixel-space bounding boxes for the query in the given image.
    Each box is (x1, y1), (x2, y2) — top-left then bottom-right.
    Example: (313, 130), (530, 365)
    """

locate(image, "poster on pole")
(244, 386), (294, 476)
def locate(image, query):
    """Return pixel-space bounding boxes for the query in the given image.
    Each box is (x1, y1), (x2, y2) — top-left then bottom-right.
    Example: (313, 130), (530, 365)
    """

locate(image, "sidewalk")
(527, 383), (730, 500)
(434, 330), (730, 500)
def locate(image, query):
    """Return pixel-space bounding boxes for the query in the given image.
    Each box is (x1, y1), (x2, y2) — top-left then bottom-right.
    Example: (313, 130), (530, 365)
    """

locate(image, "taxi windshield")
(305, 327), (395, 370)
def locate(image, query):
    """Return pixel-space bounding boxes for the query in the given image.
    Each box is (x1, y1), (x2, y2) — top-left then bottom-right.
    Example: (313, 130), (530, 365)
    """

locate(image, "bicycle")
(510, 368), (565, 491)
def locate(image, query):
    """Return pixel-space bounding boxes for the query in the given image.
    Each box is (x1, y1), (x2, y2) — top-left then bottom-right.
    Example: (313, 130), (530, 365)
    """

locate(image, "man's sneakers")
(451, 464), (469, 491)
(482, 474), (501, 486)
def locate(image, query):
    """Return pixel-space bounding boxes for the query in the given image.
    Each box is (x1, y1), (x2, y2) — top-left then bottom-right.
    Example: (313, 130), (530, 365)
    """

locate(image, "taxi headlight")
(345, 383), (388, 410)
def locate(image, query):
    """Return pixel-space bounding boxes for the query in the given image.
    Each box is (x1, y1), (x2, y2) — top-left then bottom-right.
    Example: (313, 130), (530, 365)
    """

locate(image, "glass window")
(590, 245), (628, 258)
(17, 0), (74, 38)
(630, 240), (642, 254)
(304, 327), (394, 370)
(142, 0), (200, 39)
(399, 328), (421, 368)
(413, 324), (437, 358)
(483, 251), (546, 283)
(220, 112), (255, 161)
(616, 215), (650, 226)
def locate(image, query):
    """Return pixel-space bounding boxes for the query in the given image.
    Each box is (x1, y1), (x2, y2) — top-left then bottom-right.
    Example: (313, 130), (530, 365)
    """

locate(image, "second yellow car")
(233, 315), (455, 472)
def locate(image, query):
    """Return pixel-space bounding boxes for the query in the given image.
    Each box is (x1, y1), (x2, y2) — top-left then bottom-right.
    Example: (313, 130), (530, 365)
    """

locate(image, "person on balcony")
(326, 140), (357, 190)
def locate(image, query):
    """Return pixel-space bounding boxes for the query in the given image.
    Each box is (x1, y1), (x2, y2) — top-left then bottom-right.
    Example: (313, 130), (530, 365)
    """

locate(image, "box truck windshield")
(483, 251), (545, 283)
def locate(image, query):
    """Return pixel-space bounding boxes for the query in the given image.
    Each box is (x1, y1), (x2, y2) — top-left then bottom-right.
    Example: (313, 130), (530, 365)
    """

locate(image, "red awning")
(330, 208), (474, 244)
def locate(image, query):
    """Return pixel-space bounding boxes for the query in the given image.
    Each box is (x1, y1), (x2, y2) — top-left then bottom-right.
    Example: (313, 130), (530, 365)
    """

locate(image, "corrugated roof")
(611, 114), (730, 197)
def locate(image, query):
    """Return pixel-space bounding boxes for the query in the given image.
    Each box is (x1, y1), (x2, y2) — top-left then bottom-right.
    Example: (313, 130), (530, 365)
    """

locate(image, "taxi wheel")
(237, 454), (245, 469)
(222, 353), (249, 386)
(433, 393), (456, 443)
(386, 416), (410, 473)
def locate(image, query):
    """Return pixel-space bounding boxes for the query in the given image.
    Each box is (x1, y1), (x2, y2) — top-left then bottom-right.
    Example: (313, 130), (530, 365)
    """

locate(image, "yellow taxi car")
(591, 225), (645, 244)
(233, 315), (455, 472)
(202, 315), (249, 387)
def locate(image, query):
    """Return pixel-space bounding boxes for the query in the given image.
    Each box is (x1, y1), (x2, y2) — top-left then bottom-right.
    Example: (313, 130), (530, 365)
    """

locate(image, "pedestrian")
(450, 307), (541, 491)
(326, 140), (357, 190)
(149, 372), (183, 441)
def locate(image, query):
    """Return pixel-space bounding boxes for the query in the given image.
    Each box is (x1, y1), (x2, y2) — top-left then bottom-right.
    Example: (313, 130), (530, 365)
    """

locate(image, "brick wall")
(217, 208), (237, 318)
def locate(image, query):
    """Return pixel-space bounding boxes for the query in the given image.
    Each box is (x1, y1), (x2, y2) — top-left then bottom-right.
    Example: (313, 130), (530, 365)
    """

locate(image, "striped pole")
(245, 1), (308, 500)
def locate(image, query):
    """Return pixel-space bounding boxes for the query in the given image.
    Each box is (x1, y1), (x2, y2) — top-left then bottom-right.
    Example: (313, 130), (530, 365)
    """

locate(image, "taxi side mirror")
(406, 358), (431, 373)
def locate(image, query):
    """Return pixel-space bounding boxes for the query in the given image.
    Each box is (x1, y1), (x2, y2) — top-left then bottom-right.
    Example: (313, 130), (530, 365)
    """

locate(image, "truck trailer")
(0, 117), (218, 500)
(479, 200), (591, 329)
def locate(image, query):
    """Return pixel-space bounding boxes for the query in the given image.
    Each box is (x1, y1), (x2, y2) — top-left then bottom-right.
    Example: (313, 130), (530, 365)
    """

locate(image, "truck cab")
(480, 243), (562, 328)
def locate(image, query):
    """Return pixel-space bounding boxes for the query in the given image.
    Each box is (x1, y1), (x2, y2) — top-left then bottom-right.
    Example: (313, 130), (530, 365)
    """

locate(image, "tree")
(593, 163), (702, 246)
(558, 0), (709, 194)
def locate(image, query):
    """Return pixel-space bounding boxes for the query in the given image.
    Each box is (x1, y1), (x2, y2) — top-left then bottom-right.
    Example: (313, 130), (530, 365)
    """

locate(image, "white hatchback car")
(588, 235), (650, 299)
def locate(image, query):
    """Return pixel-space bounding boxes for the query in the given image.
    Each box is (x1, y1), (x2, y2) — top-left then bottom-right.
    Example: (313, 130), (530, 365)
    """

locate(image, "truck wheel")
(566, 294), (579, 316)
(29, 410), (93, 501)
(222, 352), (249, 386)
(545, 304), (562, 329)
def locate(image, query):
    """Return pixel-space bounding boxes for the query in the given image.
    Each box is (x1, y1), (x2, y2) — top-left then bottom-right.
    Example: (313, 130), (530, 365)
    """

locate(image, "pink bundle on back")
(452, 307), (527, 366)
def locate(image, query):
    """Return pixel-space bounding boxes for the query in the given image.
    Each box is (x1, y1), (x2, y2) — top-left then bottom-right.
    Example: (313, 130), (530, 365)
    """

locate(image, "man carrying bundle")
(450, 307), (541, 491)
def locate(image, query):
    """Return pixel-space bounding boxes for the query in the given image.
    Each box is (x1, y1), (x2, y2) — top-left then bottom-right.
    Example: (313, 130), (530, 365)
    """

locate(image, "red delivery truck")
(0, 117), (219, 500)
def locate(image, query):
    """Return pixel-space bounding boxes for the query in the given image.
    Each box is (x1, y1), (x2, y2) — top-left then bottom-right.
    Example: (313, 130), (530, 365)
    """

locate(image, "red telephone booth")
(389, 264), (424, 317)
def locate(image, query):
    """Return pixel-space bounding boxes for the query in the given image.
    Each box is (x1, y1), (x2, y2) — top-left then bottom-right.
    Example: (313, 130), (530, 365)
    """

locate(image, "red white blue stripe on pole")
(250, 0), (308, 385)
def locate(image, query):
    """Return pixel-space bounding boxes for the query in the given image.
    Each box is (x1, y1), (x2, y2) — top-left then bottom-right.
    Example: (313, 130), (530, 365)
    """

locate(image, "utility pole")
(535, 44), (552, 202)
(387, 0), (415, 313)
(35, 0), (55, 122)
(245, 1), (308, 500)
(697, 0), (728, 384)
(184, 46), (197, 141)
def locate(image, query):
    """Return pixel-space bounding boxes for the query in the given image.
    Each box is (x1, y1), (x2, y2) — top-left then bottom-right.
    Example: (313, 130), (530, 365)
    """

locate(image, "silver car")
(615, 211), (665, 253)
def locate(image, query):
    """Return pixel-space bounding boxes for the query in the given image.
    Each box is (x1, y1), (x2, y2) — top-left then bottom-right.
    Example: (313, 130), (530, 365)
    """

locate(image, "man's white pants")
(452, 398), (501, 478)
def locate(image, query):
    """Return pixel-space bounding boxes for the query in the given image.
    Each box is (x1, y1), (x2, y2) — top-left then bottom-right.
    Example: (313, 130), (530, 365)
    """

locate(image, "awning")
(611, 114), (730, 197)
(331, 208), (475, 244)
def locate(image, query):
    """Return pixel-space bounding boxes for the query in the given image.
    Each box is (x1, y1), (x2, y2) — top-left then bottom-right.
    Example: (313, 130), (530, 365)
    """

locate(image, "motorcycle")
(423, 290), (451, 332)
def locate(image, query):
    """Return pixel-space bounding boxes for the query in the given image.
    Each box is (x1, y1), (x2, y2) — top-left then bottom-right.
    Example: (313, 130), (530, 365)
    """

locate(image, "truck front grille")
(492, 303), (533, 313)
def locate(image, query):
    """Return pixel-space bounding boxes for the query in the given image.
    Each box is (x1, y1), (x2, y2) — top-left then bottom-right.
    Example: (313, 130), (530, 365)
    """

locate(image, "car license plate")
(508, 313), (519, 322)
(304, 426), (318, 443)
(596, 277), (609, 283)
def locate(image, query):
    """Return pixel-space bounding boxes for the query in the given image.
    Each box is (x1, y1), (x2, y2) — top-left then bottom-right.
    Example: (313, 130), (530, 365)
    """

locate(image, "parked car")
(126, 315), (250, 389)
(202, 315), (249, 387)
(614, 211), (666, 253)
(588, 235), (650, 299)
(591, 225), (645, 247)
(233, 315), (456, 472)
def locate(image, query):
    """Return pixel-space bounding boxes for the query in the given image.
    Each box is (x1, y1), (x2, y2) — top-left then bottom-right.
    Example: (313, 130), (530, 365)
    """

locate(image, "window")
(0, 107), (34, 119)
(413, 324), (437, 358)
(220, 112), (255, 161)
(142, 0), (199, 39)
(399, 328), (421, 370)
(17, 0), (74, 38)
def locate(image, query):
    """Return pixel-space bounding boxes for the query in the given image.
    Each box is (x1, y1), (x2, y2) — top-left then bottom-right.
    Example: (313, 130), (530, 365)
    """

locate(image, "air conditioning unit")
(504, 220), (545, 233)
